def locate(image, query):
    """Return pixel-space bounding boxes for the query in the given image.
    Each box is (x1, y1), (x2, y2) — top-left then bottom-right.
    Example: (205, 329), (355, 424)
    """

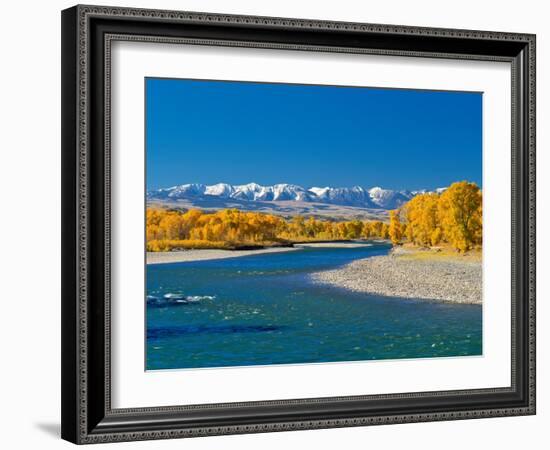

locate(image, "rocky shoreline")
(310, 247), (482, 304)
(147, 247), (301, 264)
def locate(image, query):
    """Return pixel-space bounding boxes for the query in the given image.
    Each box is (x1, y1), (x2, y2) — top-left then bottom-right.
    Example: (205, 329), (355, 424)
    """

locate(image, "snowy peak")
(368, 186), (413, 209)
(272, 184), (310, 201)
(308, 187), (331, 198)
(204, 183), (234, 197)
(153, 183), (206, 199)
(148, 182), (443, 210)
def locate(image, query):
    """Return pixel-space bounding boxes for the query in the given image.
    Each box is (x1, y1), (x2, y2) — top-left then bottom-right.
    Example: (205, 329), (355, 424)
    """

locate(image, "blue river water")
(146, 243), (482, 370)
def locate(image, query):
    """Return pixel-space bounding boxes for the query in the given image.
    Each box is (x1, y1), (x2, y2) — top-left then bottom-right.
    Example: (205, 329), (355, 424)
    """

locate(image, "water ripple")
(148, 324), (287, 339)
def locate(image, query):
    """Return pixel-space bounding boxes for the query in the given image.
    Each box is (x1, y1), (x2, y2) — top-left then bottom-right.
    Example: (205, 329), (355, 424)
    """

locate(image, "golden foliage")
(438, 182), (482, 252)
(146, 208), (391, 251)
(147, 239), (230, 252)
(400, 181), (482, 252)
(388, 210), (403, 245)
(403, 193), (440, 247)
(145, 181), (481, 253)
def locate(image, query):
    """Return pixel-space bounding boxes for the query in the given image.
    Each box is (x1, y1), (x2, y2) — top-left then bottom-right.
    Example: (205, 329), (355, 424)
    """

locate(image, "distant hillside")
(147, 182), (446, 219)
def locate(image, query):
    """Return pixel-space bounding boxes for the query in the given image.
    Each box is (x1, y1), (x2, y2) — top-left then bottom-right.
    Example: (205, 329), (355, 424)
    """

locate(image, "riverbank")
(295, 241), (379, 249)
(147, 246), (302, 264)
(310, 246), (482, 304)
(147, 240), (382, 264)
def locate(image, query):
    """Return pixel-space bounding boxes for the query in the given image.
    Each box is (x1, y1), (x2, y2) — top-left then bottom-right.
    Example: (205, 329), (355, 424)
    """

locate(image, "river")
(146, 242), (482, 370)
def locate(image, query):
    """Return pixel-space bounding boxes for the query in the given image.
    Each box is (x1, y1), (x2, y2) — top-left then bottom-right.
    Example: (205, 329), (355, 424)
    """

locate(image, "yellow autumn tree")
(146, 207), (402, 251)
(145, 181), (482, 252)
(388, 181), (482, 252)
(403, 193), (440, 247)
(362, 221), (372, 239)
(437, 181), (482, 252)
(388, 210), (403, 245)
(370, 221), (384, 238)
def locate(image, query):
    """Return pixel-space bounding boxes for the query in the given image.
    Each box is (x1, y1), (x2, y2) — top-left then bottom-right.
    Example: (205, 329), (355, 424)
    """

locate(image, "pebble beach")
(146, 246), (300, 264)
(310, 247), (482, 304)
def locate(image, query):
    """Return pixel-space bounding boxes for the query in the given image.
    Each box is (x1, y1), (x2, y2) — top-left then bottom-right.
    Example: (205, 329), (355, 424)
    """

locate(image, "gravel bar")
(310, 248), (482, 304)
(147, 246), (300, 264)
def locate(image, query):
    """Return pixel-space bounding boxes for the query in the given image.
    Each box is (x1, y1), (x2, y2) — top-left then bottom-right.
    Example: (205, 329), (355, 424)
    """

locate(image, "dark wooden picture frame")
(61, 4), (536, 444)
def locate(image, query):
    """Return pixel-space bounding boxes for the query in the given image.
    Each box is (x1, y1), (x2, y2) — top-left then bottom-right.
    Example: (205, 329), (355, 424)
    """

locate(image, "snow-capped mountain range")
(148, 182), (446, 211)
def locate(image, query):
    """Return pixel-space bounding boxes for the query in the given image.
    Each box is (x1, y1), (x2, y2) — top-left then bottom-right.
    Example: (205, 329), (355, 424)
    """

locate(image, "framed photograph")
(61, 5), (536, 444)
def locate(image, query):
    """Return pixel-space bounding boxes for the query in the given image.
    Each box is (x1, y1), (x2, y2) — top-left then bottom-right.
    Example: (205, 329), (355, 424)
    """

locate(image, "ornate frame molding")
(61, 5), (536, 444)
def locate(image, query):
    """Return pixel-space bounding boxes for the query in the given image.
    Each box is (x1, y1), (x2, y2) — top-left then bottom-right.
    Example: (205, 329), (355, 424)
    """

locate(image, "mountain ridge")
(148, 182), (447, 211)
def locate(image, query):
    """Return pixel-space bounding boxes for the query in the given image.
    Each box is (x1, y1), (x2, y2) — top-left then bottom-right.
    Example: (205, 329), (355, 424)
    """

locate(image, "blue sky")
(146, 78), (482, 191)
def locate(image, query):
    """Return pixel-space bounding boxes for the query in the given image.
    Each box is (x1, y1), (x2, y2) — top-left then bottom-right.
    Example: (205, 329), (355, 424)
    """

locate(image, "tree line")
(146, 207), (391, 252)
(389, 181), (482, 251)
(146, 181), (481, 252)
